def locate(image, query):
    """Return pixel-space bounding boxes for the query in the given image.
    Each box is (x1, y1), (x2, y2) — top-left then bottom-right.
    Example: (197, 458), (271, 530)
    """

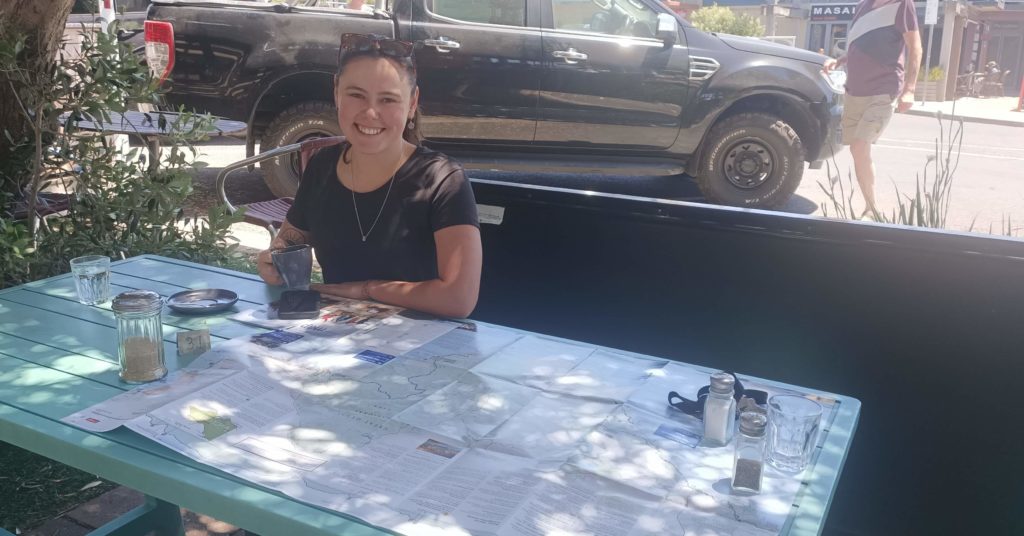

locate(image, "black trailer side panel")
(470, 179), (1024, 536)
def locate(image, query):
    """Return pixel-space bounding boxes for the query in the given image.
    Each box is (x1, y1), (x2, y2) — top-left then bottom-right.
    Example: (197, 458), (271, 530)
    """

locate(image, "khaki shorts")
(842, 94), (896, 145)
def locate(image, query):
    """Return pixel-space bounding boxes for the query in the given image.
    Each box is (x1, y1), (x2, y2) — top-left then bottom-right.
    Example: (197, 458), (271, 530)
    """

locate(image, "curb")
(905, 108), (1024, 128)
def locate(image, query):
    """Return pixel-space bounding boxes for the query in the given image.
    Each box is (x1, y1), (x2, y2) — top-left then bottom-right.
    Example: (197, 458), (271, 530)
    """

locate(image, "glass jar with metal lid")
(111, 290), (166, 383)
(732, 411), (768, 493)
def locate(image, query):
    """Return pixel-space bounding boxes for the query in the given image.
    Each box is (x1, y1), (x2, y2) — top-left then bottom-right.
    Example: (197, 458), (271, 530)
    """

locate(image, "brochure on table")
(65, 297), (836, 536)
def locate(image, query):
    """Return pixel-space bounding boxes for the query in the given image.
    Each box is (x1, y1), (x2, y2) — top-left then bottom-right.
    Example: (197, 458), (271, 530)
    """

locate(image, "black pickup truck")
(145, 0), (844, 207)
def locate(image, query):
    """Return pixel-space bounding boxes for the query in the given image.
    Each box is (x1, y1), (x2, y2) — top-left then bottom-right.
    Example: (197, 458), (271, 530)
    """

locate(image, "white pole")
(922, 24), (935, 104)
(98, 0), (117, 33)
(921, 0), (939, 103)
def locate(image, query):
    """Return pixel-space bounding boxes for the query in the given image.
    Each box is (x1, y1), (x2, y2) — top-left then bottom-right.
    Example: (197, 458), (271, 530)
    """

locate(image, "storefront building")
(698, 0), (1023, 98)
(806, 3), (856, 56)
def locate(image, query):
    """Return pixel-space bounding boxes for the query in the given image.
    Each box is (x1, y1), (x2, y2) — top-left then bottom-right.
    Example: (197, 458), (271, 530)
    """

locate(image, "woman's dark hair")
(336, 45), (423, 145)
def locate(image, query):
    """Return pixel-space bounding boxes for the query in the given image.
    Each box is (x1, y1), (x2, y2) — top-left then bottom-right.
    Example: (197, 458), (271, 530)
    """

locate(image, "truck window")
(552, 0), (658, 39)
(432, 0), (526, 27)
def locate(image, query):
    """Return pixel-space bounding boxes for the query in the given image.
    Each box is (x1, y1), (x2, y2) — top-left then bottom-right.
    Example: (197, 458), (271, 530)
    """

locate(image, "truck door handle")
(552, 48), (588, 64)
(423, 37), (461, 53)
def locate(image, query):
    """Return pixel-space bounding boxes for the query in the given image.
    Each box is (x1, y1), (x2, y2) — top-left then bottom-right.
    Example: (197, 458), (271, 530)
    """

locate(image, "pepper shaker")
(732, 411), (768, 493)
(112, 290), (167, 383)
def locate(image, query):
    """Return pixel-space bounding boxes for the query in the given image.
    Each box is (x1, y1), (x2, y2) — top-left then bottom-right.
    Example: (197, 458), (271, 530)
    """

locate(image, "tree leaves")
(0, 26), (244, 289)
(689, 4), (765, 38)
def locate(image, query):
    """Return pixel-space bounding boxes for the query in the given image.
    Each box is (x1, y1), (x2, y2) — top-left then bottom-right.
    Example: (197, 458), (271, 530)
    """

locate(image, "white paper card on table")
(176, 328), (211, 358)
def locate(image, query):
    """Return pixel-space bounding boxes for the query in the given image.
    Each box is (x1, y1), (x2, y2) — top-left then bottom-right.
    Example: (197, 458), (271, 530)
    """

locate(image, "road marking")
(878, 138), (1024, 152)
(873, 143), (1024, 161)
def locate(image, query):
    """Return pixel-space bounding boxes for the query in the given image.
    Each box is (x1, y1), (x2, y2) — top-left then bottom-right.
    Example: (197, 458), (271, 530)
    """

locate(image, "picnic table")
(0, 255), (860, 536)
(61, 110), (246, 171)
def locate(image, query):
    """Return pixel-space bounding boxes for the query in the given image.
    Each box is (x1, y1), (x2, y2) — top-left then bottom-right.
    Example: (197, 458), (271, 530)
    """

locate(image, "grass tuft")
(0, 441), (116, 532)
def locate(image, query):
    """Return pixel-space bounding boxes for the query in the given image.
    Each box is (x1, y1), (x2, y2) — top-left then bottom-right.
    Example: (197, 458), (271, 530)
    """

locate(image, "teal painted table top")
(0, 255), (859, 535)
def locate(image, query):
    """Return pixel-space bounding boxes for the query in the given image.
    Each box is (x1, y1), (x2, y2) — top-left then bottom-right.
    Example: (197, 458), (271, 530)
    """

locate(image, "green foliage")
(919, 66), (944, 82)
(0, 23), (244, 289)
(689, 4), (764, 37)
(0, 216), (35, 285)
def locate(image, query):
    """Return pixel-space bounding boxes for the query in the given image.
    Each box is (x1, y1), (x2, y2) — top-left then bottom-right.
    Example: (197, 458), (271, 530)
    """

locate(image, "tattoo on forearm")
(278, 228), (309, 247)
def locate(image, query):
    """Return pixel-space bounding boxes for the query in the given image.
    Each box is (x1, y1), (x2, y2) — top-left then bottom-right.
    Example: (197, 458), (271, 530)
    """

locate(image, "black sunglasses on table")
(338, 33), (415, 64)
(667, 372), (768, 420)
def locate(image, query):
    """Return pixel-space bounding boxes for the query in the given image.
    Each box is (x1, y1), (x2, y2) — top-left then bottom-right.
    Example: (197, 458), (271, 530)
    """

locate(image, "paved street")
(801, 111), (1024, 233)
(195, 112), (1023, 251)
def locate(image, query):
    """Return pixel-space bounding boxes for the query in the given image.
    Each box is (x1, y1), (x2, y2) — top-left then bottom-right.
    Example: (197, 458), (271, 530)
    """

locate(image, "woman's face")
(334, 56), (418, 156)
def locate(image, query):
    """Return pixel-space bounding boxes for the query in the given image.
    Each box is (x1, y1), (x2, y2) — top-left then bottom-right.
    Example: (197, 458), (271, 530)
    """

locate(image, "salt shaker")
(732, 411), (768, 493)
(703, 372), (737, 446)
(112, 290), (167, 383)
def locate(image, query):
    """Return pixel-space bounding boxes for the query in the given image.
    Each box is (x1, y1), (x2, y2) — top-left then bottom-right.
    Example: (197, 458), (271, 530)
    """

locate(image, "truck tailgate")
(148, 1), (395, 118)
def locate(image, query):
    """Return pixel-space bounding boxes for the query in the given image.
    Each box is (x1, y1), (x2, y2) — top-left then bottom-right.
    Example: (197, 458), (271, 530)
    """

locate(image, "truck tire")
(697, 112), (805, 208)
(261, 102), (341, 197)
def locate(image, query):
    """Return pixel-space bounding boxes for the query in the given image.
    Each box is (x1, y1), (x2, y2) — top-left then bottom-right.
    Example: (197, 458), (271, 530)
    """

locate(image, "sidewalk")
(906, 96), (1023, 127)
(24, 486), (252, 536)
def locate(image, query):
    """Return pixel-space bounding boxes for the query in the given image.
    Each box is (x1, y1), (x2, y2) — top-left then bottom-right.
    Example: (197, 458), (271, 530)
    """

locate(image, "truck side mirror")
(657, 13), (678, 49)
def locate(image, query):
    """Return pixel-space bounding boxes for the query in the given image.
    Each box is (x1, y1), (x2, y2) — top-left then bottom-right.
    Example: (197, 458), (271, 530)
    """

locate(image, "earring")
(406, 119), (415, 130)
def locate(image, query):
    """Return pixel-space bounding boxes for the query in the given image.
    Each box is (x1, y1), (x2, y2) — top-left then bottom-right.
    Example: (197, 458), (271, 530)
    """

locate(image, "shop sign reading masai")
(811, 4), (858, 21)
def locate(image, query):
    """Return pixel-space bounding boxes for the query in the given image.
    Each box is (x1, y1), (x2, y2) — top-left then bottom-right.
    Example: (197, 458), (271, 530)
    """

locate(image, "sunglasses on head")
(667, 372), (768, 420)
(339, 33), (415, 63)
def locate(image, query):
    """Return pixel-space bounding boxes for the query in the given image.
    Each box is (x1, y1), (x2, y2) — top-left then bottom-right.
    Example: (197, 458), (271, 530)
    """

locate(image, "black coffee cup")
(271, 244), (313, 290)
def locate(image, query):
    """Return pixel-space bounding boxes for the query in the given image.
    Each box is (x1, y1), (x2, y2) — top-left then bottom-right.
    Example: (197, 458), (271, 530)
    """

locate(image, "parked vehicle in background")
(145, 0), (843, 208)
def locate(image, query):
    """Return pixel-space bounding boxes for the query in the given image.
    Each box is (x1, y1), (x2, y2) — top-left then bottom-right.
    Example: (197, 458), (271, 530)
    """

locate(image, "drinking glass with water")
(70, 255), (111, 305)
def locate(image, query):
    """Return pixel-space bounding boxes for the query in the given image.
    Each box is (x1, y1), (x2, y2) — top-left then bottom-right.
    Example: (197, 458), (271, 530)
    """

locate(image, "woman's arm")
(312, 224), (483, 318)
(257, 220), (313, 286)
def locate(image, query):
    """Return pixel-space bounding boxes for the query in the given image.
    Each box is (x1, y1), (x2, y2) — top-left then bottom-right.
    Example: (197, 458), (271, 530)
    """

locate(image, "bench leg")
(87, 495), (184, 536)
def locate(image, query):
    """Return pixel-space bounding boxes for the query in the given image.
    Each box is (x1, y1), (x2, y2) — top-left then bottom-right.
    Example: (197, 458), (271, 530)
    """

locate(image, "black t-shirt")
(286, 143), (478, 284)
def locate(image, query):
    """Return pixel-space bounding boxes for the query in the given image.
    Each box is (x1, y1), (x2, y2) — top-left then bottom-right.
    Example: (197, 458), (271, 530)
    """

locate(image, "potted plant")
(917, 66), (944, 101)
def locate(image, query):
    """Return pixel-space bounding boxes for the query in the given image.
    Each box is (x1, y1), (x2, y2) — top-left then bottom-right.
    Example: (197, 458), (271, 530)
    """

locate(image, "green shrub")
(919, 66), (944, 82)
(689, 4), (765, 38)
(0, 23), (244, 288)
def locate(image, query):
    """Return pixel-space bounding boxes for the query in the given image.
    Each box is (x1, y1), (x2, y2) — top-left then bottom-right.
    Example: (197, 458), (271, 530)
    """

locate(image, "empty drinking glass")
(70, 255), (111, 305)
(766, 395), (822, 474)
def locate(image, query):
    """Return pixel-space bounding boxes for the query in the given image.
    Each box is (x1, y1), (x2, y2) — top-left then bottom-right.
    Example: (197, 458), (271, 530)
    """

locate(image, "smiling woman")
(256, 34), (483, 319)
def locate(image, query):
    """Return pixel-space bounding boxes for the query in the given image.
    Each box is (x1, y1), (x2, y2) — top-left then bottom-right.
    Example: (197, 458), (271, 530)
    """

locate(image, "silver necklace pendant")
(350, 151), (399, 244)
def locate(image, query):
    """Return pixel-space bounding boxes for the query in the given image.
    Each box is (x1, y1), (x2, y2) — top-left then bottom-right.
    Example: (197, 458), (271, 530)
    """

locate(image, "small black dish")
(167, 289), (239, 315)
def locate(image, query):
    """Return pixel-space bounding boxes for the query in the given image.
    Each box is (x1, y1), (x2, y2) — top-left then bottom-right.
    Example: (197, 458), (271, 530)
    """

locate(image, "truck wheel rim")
(723, 138), (775, 190)
(288, 132), (334, 177)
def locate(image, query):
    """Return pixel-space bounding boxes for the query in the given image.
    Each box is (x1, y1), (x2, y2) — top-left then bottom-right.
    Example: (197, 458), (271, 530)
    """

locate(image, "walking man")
(823, 0), (922, 216)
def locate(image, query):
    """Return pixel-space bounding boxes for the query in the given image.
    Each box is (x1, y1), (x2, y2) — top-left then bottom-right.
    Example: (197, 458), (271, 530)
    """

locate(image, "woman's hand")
(257, 248), (284, 286)
(258, 221), (313, 286)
